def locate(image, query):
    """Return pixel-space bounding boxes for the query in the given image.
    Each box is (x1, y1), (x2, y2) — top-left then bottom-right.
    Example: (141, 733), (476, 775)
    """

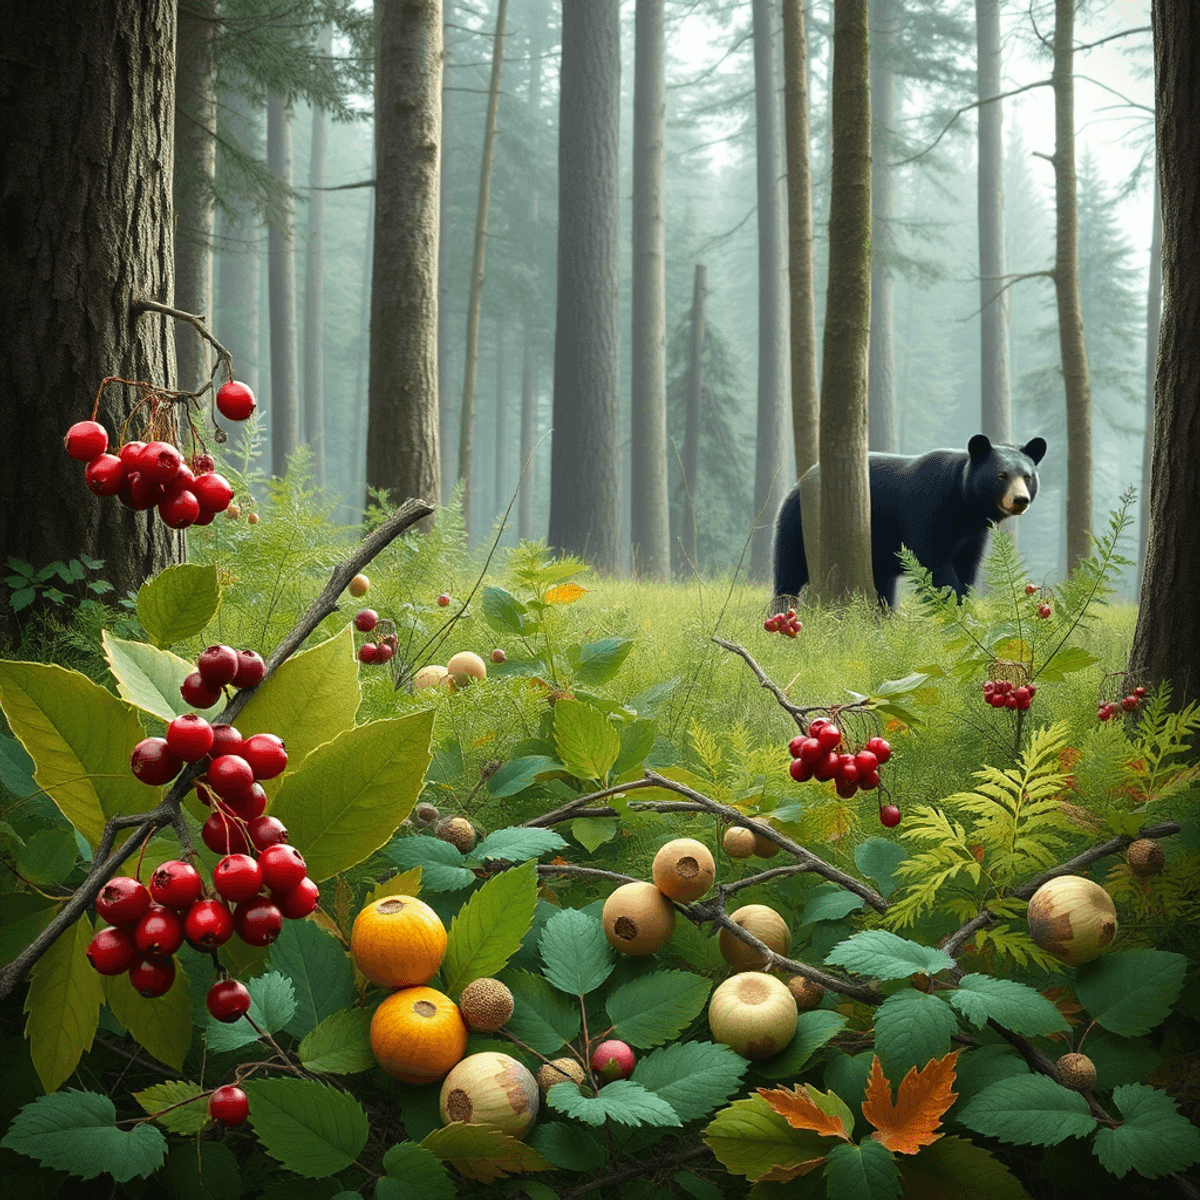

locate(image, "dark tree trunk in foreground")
(0, 0), (181, 646)
(1128, 2), (1200, 709)
(548, 0), (622, 572)
(437, 1), (454, 502)
(367, 0), (443, 518)
(304, 25), (332, 489)
(1137, 181), (1162, 590)
(267, 94), (300, 476)
(680, 264), (707, 571)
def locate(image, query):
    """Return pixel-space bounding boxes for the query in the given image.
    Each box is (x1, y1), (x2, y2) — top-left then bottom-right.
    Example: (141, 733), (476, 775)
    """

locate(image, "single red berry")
(816, 724), (842, 753)
(96, 876), (152, 926)
(358, 643), (379, 664)
(65, 420), (109, 462)
(808, 717), (830, 733)
(119, 440), (146, 468)
(184, 898), (235, 949)
(209, 1084), (250, 1125)
(376, 641), (395, 662)
(118, 470), (158, 510)
(86, 926), (138, 975)
(1025, 583), (1039, 595)
(216, 380), (256, 421)
(181, 670), (223, 709)
(879, 805), (902, 828)
(206, 978), (252, 1023)
(1037, 602), (1052, 619)
(138, 441), (183, 484)
(787, 735), (806, 759)
(835, 757), (859, 786)
(354, 608), (378, 632)
(129, 955), (176, 998)
(191, 503), (217, 527)
(84, 453), (127, 496)
(192, 452), (217, 473)
(491, 648), (506, 664)
(208, 753), (255, 797)
(201, 810), (250, 856)
(212, 853), (263, 902)
(234, 896), (284, 946)
(165, 713), (215, 762)
(208, 724), (245, 759)
(248, 815), (289, 851)
(1026, 684), (1037, 696)
(789, 756), (814, 783)
(798, 737), (824, 766)
(149, 859), (203, 908)
(231, 649), (266, 689)
(1134, 685), (1146, 699)
(258, 844), (307, 891)
(864, 737), (892, 764)
(242, 733), (287, 781)
(813, 749), (840, 782)
(221, 783), (267, 821)
(854, 750), (879, 775)
(835, 777), (859, 799)
(858, 767), (881, 791)
(1122, 695), (1138, 711)
(134, 905), (185, 955)
(272, 876), (320, 920)
(763, 617), (778, 632)
(197, 644), (239, 688)
(130, 737), (184, 786)
(437, 593), (451, 607)
(192, 472), (233, 513)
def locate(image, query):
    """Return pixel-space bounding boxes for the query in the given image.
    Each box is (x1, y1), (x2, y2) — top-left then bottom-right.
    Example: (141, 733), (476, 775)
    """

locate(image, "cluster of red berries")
(1098, 685), (1146, 721)
(787, 718), (892, 798)
(982, 678), (1036, 711)
(763, 609), (803, 637)
(354, 608), (398, 665)
(1024, 583), (1052, 619)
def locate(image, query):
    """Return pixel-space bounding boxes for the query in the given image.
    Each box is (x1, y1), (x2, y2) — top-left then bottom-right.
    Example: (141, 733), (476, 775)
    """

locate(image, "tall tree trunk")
(976, 0), (1011, 445)
(1137, 180), (1162, 591)
(1051, 0), (1093, 571)
(457, 0), (509, 539)
(493, 322), (507, 517)
(547, 0), (622, 572)
(783, 0), (819, 479)
(351, 149), (374, 521)
(629, 0), (671, 579)
(438, 0), (454, 502)
(304, 25), (332, 489)
(267, 94), (300, 476)
(813, 0), (874, 602)
(1128, 1), (1200, 709)
(749, 0), (792, 580)
(0, 0), (181, 647)
(367, 0), (443, 516)
(867, 0), (898, 453)
(174, 0), (219, 396)
(681, 264), (708, 571)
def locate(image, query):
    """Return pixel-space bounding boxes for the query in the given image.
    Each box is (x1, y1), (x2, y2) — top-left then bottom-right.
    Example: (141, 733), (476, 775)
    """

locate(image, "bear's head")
(968, 435), (1047, 520)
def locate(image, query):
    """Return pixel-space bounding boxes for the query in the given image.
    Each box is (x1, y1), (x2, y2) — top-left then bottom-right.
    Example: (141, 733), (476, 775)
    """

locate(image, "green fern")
(1121, 684), (1200, 805)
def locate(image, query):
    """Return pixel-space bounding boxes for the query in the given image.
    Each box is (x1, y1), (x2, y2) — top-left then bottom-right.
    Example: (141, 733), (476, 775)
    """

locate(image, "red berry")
(854, 750), (879, 775)
(808, 717), (830, 733)
(376, 641), (395, 663)
(1025, 583), (1038, 595)
(1037, 603), (1052, 619)
(816, 724), (842, 753)
(358, 643), (379, 664)
(130, 737), (184, 786)
(248, 815), (289, 851)
(184, 899), (235, 949)
(208, 724), (245, 759)
(191, 503), (217, 527)
(201, 810), (250, 856)
(209, 1084), (249, 1125)
(437, 593), (451, 607)
(208, 753), (255, 797)
(1122, 695), (1138, 712)
(813, 749), (840, 782)
(197, 644), (239, 688)
(234, 896), (284, 946)
(1133, 686), (1146, 699)
(231, 649), (266, 689)
(84, 453), (127, 496)
(212, 853), (264, 902)
(879, 805), (902, 828)
(798, 737), (824, 766)
(181, 670), (220, 708)
(789, 756), (813, 783)
(165, 713), (215, 762)
(129, 955), (176, 997)
(864, 737), (891, 764)
(242, 733), (287, 781)
(858, 768), (881, 791)
(220, 783), (267, 821)
(835, 777), (859, 799)
(354, 609), (378, 632)
(192, 472), (233, 513)
(206, 978), (252, 1023)
(192, 452), (217, 473)
(96, 876), (151, 926)
(86, 926), (138, 975)
(258, 844), (307, 891)
(119, 470), (161, 510)
(149, 859), (203, 908)
(835, 757), (859, 786)
(119, 441), (146, 468)
(134, 905), (185, 955)
(272, 876), (320, 920)
(491, 648), (506, 664)
(787, 735), (806, 759)
(65, 420), (109, 462)
(138, 441), (183, 484)
(216, 380), (256, 421)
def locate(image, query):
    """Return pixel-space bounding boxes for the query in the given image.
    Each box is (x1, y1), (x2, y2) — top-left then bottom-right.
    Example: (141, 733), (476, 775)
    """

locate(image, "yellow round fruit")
(351, 895), (448, 988)
(370, 985), (468, 1083)
(414, 664), (452, 691)
(348, 573), (370, 597)
(601, 880), (676, 955)
(722, 826), (756, 858)
(719, 904), (790, 970)
(708, 972), (797, 1059)
(652, 838), (716, 902)
(1026, 874), (1117, 966)
(446, 651), (487, 687)
(439, 1052), (540, 1138)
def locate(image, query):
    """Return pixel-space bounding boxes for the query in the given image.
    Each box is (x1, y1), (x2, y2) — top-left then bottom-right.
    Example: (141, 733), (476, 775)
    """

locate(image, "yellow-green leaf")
(553, 699), (620, 784)
(133, 1081), (211, 1134)
(421, 1122), (553, 1183)
(101, 632), (224, 723)
(0, 661), (146, 847)
(365, 867), (423, 906)
(442, 860), (538, 996)
(104, 963), (193, 1071)
(271, 711), (434, 882)
(23, 914), (103, 1093)
(703, 1094), (832, 1182)
(136, 563), (221, 648)
(543, 583), (587, 605)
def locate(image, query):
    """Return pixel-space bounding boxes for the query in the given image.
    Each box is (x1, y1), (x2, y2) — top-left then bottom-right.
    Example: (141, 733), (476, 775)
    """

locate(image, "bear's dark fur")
(773, 435), (1047, 608)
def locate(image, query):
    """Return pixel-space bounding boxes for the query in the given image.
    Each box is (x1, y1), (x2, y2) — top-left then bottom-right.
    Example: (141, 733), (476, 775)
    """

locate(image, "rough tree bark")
(1137, 181), (1162, 590)
(304, 24), (332, 489)
(267, 94), (300, 476)
(437, 0), (454, 502)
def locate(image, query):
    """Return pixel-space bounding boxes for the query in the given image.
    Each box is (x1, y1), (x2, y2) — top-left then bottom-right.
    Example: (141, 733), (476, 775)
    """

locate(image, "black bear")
(772, 435), (1047, 609)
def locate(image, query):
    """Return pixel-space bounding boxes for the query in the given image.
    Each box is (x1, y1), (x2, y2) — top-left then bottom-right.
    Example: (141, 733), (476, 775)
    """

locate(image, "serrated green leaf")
(244, 1077), (369, 1178)
(1074, 949), (1187, 1037)
(480, 586), (531, 635)
(1082, 1030), (1160, 1090)
(948, 974), (1069, 1038)
(631, 1040), (748, 1123)
(569, 637), (634, 686)
(385, 836), (475, 892)
(898, 1135), (1032, 1200)
(800, 885), (865, 925)
(1037, 645), (1097, 681)
(133, 1081), (211, 1135)
(605, 971), (711, 1048)
(101, 632), (223, 722)
(824, 1138), (903, 1200)
(377, 1141), (457, 1199)
(553, 699), (620, 783)
(24, 914), (102, 1093)
(853, 839), (908, 900)
(104, 960), (193, 1071)
(1, 1089), (166, 1181)
(269, 916), (356, 1037)
(571, 815), (618, 853)
(0, 660), (147, 847)
(1092, 1084), (1200, 1179)
(272, 711), (433, 881)
(703, 1093), (832, 1181)
(472, 826), (567, 863)
(755, 1009), (850, 1080)
(442, 859), (537, 995)
(298, 1009), (376, 1074)
(136, 564), (221, 647)
(15, 828), (78, 885)
(957, 1076), (1095, 1146)
(160, 1140), (243, 1200)
(486, 755), (566, 798)
(503, 969), (582, 1054)
(539, 907), (615, 995)
(547, 1078), (681, 1128)
(206, 971), (296, 1052)
(526, 1121), (607, 1172)
(420, 1122), (553, 1184)
(824, 930), (955, 980)
(874, 990), (960, 1082)
(951, 1045), (1030, 1109)
(10, 587), (36, 611)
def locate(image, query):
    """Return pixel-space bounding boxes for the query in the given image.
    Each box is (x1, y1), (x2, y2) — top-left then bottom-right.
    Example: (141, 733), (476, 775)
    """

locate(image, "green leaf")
(1083, 1030), (1161, 1090)
(952, 1045), (1030, 1109)
(755, 1009), (849, 1080)
(269, 917), (357, 1037)
(0, 891), (58, 967)
(613, 719), (657, 777)
(1092, 1084), (1200, 1179)
(480, 585), (531, 635)
(503, 969), (582, 1054)
(874, 989), (960, 1082)
(631, 1040), (748, 1123)
(948, 974), (1069, 1038)
(244, 1077), (369, 1178)
(1, 1089), (166, 1181)
(1074, 949), (1188, 1037)
(132, 1081), (211, 1135)
(571, 815), (618, 853)
(824, 930), (955, 980)
(800, 885), (865, 925)
(159, 1141), (243, 1200)
(15, 828), (78, 885)
(547, 1078), (681, 1128)
(272, 711), (433, 881)
(420, 1122), (553, 1184)
(569, 637), (634, 686)
(0, 660), (147, 847)
(385, 836), (475, 892)
(527, 1121), (607, 1172)
(539, 907), (615, 995)
(298, 1008), (375, 1074)
(1037, 645), (1098, 681)
(553, 699), (620, 783)
(824, 1138), (903, 1200)
(9, 587), (36, 610)
(899, 1136), (1032, 1200)
(0, 730), (37, 796)
(957, 1076), (1095, 1146)
(206, 971), (296, 1052)
(101, 632), (222, 722)
(379, 1141), (457, 1199)
(853, 839), (908, 900)
(605, 970), (711, 1048)
(486, 755), (566, 798)
(472, 826), (567, 863)
(104, 961), (193, 1071)
(136, 563), (221, 647)
(23, 914), (102, 1093)
(703, 1093), (832, 1181)
(442, 859), (538, 995)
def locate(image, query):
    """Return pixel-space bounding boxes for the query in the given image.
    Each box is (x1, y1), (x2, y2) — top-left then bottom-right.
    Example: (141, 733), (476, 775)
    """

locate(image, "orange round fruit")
(370, 985), (468, 1083)
(352, 895), (448, 988)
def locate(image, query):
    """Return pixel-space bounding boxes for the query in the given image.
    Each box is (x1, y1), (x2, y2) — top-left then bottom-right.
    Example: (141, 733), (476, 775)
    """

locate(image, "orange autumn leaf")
(757, 1085), (853, 1142)
(861, 1052), (959, 1155)
(543, 583), (587, 605)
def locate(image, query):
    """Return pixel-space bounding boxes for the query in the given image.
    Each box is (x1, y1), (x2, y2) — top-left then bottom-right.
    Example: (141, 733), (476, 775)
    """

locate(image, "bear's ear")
(968, 434), (992, 461)
(1021, 437), (1047, 465)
